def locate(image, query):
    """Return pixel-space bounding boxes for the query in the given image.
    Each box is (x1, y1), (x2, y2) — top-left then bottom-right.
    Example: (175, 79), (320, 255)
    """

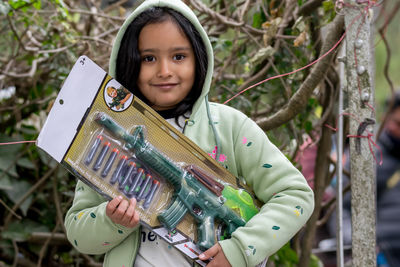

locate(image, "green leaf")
(38, 149), (58, 168)
(252, 12), (263, 29)
(2, 220), (49, 242)
(0, 174), (13, 190)
(0, 135), (23, 156)
(248, 46), (275, 67)
(17, 157), (36, 170)
(32, 0), (41, 10)
(60, 252), (74, 264)
(1, 223), (29, 241)
(0, 155), (19, 178)
(274, 243), (299, 265)
(4, 179), (34, 216)
(305, 121), (313, 133)
(309, 253), (324, 267)
(322, 0), (335, 12)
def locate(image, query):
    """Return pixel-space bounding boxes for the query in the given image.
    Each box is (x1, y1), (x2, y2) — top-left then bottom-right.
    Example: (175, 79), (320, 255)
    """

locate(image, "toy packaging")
(37, 56), (260, 266)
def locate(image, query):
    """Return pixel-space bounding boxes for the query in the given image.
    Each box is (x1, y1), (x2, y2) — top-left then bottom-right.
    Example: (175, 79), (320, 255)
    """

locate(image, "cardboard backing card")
(37, 56), (260, 266)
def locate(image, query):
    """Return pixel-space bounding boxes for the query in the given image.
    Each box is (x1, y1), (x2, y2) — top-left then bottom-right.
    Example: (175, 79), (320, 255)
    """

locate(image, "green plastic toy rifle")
(95, 112), (258, 250)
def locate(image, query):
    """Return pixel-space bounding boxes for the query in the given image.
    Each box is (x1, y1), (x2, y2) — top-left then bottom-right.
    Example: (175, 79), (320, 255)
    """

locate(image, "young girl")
(65, 1), (314, 266)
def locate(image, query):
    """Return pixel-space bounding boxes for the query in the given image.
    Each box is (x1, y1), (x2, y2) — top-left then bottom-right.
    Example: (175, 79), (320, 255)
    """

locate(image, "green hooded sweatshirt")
(65, 1), (315, 266)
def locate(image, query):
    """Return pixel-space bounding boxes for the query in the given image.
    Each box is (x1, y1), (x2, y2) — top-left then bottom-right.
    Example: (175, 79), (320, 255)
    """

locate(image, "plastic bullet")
(136, 174), (152, 201)
(93, 141), (110, 171)
(84, 135), (103, 165)
(101, 148), (119, 178)
(119, 161), (137, 191)
(127, 168), (144, 196)
(143, 180), (160, 209)
(109, 155), (128, 185)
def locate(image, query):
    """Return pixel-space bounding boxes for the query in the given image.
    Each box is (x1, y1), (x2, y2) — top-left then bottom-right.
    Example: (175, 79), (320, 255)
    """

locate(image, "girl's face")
(137, 19), (196, 111)
(108, 87), (117, 98)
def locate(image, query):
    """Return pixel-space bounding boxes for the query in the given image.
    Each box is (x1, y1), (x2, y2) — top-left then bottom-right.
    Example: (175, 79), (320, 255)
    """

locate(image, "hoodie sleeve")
(64, 180), (138, 255)
(219, 117), (315, 267)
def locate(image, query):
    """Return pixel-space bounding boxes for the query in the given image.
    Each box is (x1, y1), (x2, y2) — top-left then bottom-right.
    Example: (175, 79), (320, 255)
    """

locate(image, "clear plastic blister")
(76, 111), (260, 251)
(81, 118), (164, 213)
(38, 57), (261, 265)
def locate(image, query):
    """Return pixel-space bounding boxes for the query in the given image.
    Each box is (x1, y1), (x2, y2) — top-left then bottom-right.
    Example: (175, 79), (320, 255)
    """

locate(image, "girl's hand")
(199, 243), (231, 267)
(106, 196), (140, 228)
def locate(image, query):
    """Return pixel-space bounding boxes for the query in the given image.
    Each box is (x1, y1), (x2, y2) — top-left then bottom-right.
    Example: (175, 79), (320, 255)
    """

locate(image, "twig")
(189, 0), (244, 27)
(37, 222), (60, 267)
(0, 57), (47, 78)
(230, 0), (295, 97)
(296, 0), (324, 17)
(103, 0), (128, 13)
(81, 254), (103, 267)
(269, 59), (291, 99)
(375, 1), (400, 139)
(0, 198), (22, 220)
(52, 176), (67, 234)
(239, 0), (251, 22)
(12, 240), (19, 267)
(0, 94), (55, 112)
(67, 8), (125, 21)
(6, 15), (38, 52)
(29, 232), (69, 245)
(79, 36), (113, 46)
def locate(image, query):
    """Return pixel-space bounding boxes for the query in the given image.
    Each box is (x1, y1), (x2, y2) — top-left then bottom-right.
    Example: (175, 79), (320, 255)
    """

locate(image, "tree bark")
(345, 1), (377, 266)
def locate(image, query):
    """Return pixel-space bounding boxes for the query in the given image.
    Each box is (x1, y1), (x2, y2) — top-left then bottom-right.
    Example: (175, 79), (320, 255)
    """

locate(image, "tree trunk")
(345, 1), (377, 266)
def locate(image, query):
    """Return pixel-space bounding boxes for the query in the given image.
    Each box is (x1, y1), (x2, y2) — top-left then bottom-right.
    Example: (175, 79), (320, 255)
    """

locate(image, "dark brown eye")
(143, 55), (155, 62)
(173, 54), (185, 61)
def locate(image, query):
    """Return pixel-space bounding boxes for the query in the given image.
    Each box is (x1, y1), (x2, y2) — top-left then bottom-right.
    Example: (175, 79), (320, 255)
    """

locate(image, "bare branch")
(256, 15), (345, 131)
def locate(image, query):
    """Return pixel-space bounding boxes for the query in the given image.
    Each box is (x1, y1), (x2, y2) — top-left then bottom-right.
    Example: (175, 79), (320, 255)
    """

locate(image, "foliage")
(0, 0), (397, 266)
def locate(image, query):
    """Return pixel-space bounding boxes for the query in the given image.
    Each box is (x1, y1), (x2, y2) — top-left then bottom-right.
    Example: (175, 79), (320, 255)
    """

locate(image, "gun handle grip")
(197, 216), (215, 251)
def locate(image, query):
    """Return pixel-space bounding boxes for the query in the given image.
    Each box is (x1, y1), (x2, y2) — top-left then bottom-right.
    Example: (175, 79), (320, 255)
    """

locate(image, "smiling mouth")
(153, 83), (178, 89)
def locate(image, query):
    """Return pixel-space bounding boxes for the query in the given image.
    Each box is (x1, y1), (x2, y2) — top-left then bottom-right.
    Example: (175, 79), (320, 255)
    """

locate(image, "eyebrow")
(139, 47), (192, 53)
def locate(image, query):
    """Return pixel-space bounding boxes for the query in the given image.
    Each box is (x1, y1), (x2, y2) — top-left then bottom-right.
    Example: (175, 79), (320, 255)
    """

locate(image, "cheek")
(137, 67), (150, 88)
(182, 62), (196, 84)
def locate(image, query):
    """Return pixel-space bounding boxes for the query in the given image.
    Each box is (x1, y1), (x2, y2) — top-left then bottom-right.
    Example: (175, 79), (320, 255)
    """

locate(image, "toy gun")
(95, 112), (258, 250)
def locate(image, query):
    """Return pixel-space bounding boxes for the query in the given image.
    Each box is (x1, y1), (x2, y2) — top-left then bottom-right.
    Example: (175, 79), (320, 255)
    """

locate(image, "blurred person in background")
(374, 91), (400, 266)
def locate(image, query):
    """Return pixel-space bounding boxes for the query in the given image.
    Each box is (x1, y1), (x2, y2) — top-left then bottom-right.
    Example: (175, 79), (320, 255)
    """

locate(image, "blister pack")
(82, 125), (161, 210)
(37, 56), (260, 266)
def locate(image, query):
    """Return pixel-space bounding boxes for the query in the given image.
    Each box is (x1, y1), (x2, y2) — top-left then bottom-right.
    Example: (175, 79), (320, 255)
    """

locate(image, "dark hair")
(116, 7), (208, 123)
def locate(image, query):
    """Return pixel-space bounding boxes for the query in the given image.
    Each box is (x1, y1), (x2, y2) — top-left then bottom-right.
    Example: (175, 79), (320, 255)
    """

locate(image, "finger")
(128, 210), (140, 228)
(113, 198), (129, 221)
(199, 243), (220, 260)
(126, 198), (137, 216)
(106, 196), (123, 217)
(120, 198), (137, 226)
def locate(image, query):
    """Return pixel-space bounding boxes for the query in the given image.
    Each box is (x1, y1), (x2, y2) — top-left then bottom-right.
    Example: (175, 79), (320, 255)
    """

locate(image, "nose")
(157, 59), (172, 78)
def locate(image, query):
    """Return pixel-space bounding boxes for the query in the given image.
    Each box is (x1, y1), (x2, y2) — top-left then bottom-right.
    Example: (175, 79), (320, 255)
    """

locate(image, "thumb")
(199, 243), (220, 260)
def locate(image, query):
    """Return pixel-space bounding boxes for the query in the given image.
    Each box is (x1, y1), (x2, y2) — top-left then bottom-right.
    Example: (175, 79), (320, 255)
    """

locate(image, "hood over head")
(109, 0), (214, 115)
